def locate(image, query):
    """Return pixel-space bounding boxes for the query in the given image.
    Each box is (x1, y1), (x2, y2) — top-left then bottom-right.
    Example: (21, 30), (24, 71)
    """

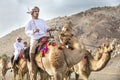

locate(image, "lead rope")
(40, 56), (46, 71)
(62, 50), (69, 67)
(33, 20), (37, 29)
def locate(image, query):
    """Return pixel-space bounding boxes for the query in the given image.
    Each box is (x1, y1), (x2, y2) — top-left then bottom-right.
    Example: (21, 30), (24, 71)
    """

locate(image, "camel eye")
(66, 29), (69, 31)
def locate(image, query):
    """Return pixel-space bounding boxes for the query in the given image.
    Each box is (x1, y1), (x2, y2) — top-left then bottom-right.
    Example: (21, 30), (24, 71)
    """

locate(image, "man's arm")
(25, 23), (34, 36)
(47, 27), (55, 32)
(14, 43), (21, 51)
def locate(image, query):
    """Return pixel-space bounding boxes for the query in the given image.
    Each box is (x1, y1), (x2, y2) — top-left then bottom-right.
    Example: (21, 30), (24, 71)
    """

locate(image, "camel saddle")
(23, 36), (50, 61)
(36, 36), (49, 53)
(11, 49), (25, 65)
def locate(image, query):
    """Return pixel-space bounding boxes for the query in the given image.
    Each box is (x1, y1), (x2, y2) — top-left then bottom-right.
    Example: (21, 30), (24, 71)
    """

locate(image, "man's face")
(18, 39), (22, 42)
(32, 9), (39, 18)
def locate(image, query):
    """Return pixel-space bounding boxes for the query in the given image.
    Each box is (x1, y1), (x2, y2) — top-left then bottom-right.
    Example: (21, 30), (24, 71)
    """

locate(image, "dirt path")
(1, 67), (120, 80)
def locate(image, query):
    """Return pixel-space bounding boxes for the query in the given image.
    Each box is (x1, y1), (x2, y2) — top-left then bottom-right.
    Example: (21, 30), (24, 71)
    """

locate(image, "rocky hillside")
(0, 5), (120, 58)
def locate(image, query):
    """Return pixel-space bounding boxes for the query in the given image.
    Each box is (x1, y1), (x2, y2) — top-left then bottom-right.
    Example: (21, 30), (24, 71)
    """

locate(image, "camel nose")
(64, 37), (70, 41)
(60, 32), (65, 37)
(71, 34), (74, 37)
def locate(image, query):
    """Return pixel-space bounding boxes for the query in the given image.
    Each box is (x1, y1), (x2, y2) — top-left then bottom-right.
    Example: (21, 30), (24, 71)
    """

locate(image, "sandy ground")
(0, 67), (119, 80)
(1, 57), (120, 80)
(70, 67), (120, 80)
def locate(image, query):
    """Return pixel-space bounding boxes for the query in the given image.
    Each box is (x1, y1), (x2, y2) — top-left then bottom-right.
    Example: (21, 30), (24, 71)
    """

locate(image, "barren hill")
(0, 5), (120, 80)
(1, 5), (120, 57)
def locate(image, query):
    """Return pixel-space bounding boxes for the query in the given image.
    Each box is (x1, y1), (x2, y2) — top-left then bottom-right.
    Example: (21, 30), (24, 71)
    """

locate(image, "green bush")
(1, 54), (9, 59)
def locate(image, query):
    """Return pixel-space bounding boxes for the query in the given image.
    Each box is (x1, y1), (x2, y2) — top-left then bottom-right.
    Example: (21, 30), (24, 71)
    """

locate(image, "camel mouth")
(59, 35), (72, 46)
(60, 32), (74, 37)
(59, 21), (74, 47)
(59, 31), (74, 44)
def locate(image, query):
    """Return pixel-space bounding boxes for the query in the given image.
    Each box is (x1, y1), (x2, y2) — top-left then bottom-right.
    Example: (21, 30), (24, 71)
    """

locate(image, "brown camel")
(59, 21), (116, 80)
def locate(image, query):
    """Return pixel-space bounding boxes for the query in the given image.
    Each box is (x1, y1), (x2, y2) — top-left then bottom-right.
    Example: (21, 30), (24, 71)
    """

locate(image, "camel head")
(59, 21), (84, 50)
(91, 39), (116, 71)
(59, 21), (74, 46)
(102, 39), (116, 53)
(96, 39), (116, 55)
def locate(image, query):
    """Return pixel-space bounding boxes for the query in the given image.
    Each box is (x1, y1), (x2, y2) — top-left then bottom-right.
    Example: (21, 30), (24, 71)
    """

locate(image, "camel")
(24, 47), (52, 80)
(59, 21), (116, 80)
(0, 55), (12, 80)
(0, 53), (49, 80)
(0, 54), (29, 80)
(72, 41), (115, 80)
(28, 41), (87, 80)
(11, 58), (29, 80)
(0, 56), (8, 80)
(26, 25), (90, 80)
(10, 47), (51, 80)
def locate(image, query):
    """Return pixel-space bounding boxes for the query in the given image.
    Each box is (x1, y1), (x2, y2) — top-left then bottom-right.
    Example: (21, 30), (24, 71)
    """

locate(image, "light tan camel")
(27, 59), (50, 80)
(11, 58), (29, 80)
(73, 41), (115, 80)
(0, 56), (7, 80)
(0, 55), (11, 80)
(28, 24), (89, 80)
(59, 21), (116, 80)
(34, 41), (87, 80)
(10, 57), (50, 80)
(0, 54), (29, 80)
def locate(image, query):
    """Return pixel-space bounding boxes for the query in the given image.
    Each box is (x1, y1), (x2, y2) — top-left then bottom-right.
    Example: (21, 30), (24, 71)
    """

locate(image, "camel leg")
(64, 75), (71, 80)
(26, 72), (30, 80)
(54, 72), (63, 80)
(75, 73), (79, 80)
(34, 69), (37, 80)
(18, 70), (23, 80)
(79, 71), (90, 80)
(22, 72), (28, 80)
(64, 71), (72, 80)
(27, 62), (33, 80)
(40, 72), (49, 80)
(20, 71), (28, 80)
(28, 62), (37, 80)
(13, 70), (17, 80)
(29, 70), (35, 80)
(29, 71), (37, 80)
(31, 67), (37, 80)
(2, 69), (7, 80)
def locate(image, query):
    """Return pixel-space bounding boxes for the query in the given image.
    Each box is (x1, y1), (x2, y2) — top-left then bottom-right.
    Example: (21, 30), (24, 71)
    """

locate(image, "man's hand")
(47, 28), (55, 32)
(33, 29), (39, 33)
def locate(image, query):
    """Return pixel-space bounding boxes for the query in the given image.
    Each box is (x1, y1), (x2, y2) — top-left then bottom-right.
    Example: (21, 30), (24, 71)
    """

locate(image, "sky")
(0, 0), (120, 38)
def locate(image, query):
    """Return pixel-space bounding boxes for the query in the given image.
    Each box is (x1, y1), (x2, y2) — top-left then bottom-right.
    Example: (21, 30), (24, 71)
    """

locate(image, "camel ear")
(105, 44), (108, 47)
(104, 46), (108, 52)
(101, 43), (105, 47)
(63, 21), (73, 30)
(59, 35), (63, 43)
(110, 39), (116, 48)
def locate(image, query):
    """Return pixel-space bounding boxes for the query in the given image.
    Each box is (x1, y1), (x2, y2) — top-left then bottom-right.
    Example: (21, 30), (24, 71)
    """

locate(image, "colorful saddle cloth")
(36, 36), (65, 57)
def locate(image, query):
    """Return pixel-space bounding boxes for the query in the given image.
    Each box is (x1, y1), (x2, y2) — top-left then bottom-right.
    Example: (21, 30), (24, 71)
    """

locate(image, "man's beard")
(33, 15), (39, 19)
